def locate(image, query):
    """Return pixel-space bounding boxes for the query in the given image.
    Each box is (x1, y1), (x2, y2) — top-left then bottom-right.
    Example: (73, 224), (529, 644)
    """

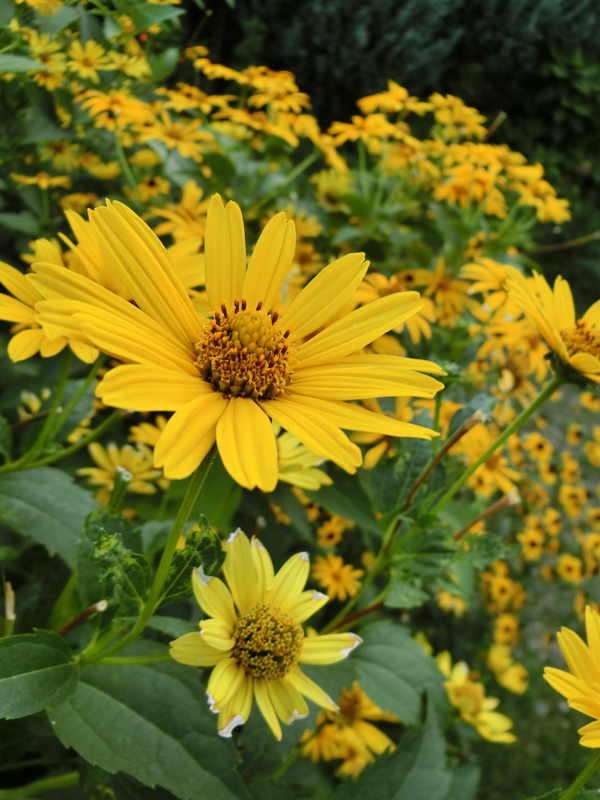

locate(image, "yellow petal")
(192, 568), (236, 629)
(206, 657), (240, 710)
(285, 666), (338, 710)
(0, 261), (41, 307)
(216, 398), (278, 491)
(200, 618), (235, 651)
(0, 295), (36, 324)
(284, 589), (329, 623)
(154, 393), (226, 479)
(558, 628), (600, 685)
(251, 537), (275, 595)
(299, 633), (362, 665)
(8, 328), (47, 361)
(268, 679), (308, 724)
(96, 364), (210, 412)
(242, 213), (295, 311)
(267, 552), (310, 611)
(217, 676), (254, 737)
(169, 630), (226, 667)
(254, 678), (282, 740)
(223, 529), (260, 613)
(204, 194), (246, 310)
(282, 253), (368, 339)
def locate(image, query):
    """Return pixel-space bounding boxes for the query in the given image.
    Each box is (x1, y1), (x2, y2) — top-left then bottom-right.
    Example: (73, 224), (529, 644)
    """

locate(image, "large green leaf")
(0, 632), (77, 719)
(0, 467), (95, 568)
(0, 54), (42, 72)
(47, 663), (248, 800)
(331, 705), (451, 800)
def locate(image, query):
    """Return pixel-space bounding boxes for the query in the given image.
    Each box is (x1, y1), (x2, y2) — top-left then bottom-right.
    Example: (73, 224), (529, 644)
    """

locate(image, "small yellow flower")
(170, 531), (361, 739)
(78, 442), (162, 499)
(311, 553), (364, 601)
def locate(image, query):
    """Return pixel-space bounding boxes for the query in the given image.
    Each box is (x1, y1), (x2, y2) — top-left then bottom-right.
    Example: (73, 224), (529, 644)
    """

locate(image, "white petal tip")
(206, 692), (220, 713)
(227, 528), (243, 544)
(312, 590), (329, 601)
(300, 552), (309, 562)
(194, 565), (212, 586)
(288, 708), (309, 724)
(219, 714), (244, 737)
(251, 536), (267, 550)
(341, 634), (363, 657)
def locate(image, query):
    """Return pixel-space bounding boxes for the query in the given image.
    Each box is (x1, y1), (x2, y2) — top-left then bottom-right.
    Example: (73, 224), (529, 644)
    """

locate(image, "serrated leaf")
(0, 414), (12, 462)
(160, 518), (224, 606)
(47, 664), (248, 800)
(331, 703), (451, 800)
(93, 530), (150, 612)
(0, 467), (95, 568)
(0, 54), (41, 72)
(0, 631), (77, 719)
(385, 575), (429, 609)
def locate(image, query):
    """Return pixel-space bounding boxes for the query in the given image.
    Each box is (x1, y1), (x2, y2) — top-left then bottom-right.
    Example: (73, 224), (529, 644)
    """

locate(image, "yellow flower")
(505, 270), (600, 385)
(10, 172), (71, 190)
(437, 651), (516, 743)
(544, 605), (600, 746)
(32, 195), (443, 491)
(78, 442), (163, 499)
(276, 427), (332, 491)
(311, 553), (364, 601)
(67, 40), (109, 83)
(170, 530), (361, 739)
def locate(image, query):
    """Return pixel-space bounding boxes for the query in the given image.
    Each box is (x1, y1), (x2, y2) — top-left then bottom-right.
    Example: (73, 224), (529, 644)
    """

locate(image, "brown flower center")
(560, 320), (600, 359)
(232, 602), (304, 680)
(194, 299), (293, 399)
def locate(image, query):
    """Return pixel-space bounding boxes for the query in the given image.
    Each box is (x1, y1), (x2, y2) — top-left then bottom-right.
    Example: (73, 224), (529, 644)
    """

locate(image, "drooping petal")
(285, 666), (338, 710)
(204, 194), (246, 309)
(206, 657), (241, 710)
(242, 213), (296, 312)
(8, 328), (49, 361)
(153, 393), (227, 479)
(216, 397), (278, 491)
(217, 676), (254, 737)
(268, 679), (309, 724)
(254, 678), (282, 740)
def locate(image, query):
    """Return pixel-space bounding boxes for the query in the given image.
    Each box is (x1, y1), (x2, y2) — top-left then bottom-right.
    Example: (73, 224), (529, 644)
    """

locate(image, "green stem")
(526, 230), (600, 254)
(431, 374), (563, 515)
(47, 353), (106, 442)
(96, 652), (172, 665)
(40, 188), (50, 231)
(271, 741), (303, 781)
(1, 410), (121, 473)
(86, 449), (217, 661)
(114, 135), (138, 194)
(431, 391), (443, 455)
(0, 771), (79, 799)
(558, 749), (600, 800)
(107, 465), (132, 510)
(18, 350), (72, 467)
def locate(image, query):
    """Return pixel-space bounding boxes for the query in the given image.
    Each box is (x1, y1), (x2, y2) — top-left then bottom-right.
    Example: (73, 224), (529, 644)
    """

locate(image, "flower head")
(32, 195), (444, 491)
(169, 530), (361, 739)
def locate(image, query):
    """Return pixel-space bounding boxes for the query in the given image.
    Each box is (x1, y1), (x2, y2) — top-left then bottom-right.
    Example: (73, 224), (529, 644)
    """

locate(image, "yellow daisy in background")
(78, 442), (164, 501)
(544, 605), (600, 747)
(169, 530), (361, 739)
(505, 269), (600, 384)
(32, 194), (444, 491)
(311, 553), (364, 601)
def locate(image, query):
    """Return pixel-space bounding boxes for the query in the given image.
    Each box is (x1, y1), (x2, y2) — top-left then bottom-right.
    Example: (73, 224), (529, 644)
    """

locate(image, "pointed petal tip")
(341, 634), (363, 657)
(288, 708), (309, 724)
(194, 565), (213, 586)
(300, 551), (309, 562)
(206, 691), (220, 713)
(312, 590), (329, 601)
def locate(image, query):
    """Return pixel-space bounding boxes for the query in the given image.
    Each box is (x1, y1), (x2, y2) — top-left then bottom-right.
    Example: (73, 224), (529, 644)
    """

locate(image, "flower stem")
(558, 749), (600, 800)
(431, 373), (563, 515)
(0, 771), (79, 799)
(114, 135), (138, 195)
(87, 448), (217, 660)
(96, 652), (172, 666)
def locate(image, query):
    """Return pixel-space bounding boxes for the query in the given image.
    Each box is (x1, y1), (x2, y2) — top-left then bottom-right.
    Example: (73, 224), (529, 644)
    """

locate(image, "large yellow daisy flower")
(169, 530), (361, 739)
(505, 269), (600, 385)
(31, 195), (444, 490)
(544, 605), (600, 747)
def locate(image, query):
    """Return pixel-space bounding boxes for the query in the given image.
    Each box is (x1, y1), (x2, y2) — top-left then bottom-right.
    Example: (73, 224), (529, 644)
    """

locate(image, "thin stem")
(330, 600), (384, 632)
(558, 749), (600, 800)
(271, 741), (304, 781)
(87, 449), (217, 660)
(0, 771), (79, 799)
(96, 652), (172, 665)
(114, 135), (138, 194)
(431, 374), (563, 515)
(58, 601), (107, 638)
(526, 230), (600, 254)
(47, 353), (106, 442)
(453, 491), (517, 541)
(431, 391), (443, 455)
(2, 582), (15, 638)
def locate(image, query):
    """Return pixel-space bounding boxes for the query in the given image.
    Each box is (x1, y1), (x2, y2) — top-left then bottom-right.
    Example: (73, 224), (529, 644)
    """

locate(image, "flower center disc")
(560, 320), (600, 359)
(195, 300), (292, 400)
(232, 602), (304, 680)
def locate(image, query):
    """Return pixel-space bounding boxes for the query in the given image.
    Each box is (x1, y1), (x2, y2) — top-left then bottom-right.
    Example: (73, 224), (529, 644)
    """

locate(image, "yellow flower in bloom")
(67, 40), (109, 83)
(78, 442), (163, 498)
(169, 530), (361, 739)
(487, 644), (528, 694)
(0, 261), (97, 362)
(276, 428), (332, 491)
(311, 553), (364, 601)
(505, 269), (600, 385)
(32, 196), (443, 491)
(436, 651), (516, 743)
(557, 553), (584, 585)
(544, 605), (600, 746)
(494, 613), (520, 645)
(302, 681), (398, 776)
(17, 0), (62, 14)
(10, 172), (71, 190)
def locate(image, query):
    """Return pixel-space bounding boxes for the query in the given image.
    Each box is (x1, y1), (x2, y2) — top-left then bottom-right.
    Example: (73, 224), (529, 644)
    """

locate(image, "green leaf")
(47, 663), (248, 800)
(146, 616), (196, 640)
(0, 211), (40, 236)
(0, 414), (12, 462)
(36, 5), (79, 35)
(0, 467), (95, 568)
(160, 517), (225, 606)
(203, 152), (236, 186)
(306, 471), (379, 535)
(446, 393), (496, 439)
(0, 631), (77, 719)
(150, 46), (181, 83)
(446, 764), (480, 800)
(0, 54), (42, 72)
(78, 506), (142, 606)
(92, 530), (150, 613)
(331, 703), (451, 800)
(385, 574), (429, 609)
(125, 5), (184, 33)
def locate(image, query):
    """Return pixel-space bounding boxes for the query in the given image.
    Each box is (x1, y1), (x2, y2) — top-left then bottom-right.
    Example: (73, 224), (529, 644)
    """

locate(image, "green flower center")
(195, 299), (293, 400)
(232, 602), (304, 680)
